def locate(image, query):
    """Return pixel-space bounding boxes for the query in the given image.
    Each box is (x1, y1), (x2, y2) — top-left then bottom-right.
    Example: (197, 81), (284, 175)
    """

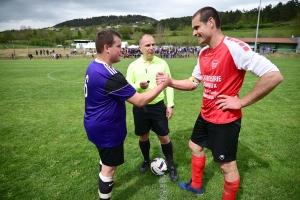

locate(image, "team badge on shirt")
(212, 60), (218, 69)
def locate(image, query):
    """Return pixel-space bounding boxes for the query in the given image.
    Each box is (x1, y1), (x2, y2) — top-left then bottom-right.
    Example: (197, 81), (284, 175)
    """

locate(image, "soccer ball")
(150, 158), (168, 175)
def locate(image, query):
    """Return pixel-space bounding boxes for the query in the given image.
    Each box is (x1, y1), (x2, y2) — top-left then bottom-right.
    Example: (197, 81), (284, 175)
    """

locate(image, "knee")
(139, 133), (150, 141)
(158, 135), (170, 144)
(219, 161), (239, 178)
(189, 140), (204, 157)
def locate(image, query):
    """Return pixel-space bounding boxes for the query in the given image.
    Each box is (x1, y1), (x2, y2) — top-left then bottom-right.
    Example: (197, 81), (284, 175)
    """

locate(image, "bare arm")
(216, 71), (283, 110)
(156, 72), (199, 91)
(240, 71), (283, 107)
(169, 79), (197, 91)
(127, 74), (170, 107)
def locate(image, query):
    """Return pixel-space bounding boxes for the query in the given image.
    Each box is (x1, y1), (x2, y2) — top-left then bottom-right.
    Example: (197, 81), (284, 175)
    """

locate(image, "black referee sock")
(139, 139), (150, 162)
(161, 141), (175, 168)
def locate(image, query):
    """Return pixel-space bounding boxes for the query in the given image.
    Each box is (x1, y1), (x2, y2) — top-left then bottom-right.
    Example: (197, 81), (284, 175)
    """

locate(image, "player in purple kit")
(84, 29), (170, 200)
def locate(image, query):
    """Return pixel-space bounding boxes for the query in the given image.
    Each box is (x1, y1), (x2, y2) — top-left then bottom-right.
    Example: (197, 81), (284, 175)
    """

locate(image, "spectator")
(28, 54), (33, 60)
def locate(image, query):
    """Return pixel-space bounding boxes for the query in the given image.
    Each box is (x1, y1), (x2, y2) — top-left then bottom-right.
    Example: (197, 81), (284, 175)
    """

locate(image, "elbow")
(274, 72), (284, 86)
(264, 71), (284, 87)
(132, 100), (147, 107)
(278, 74), (284, 84)
(186, 85), (198, 91)
(134, 102), (146, 108)
(190, 86), (198, 91)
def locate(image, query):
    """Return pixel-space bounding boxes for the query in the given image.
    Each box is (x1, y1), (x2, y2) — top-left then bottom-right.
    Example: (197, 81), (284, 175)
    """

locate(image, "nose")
(193, 30), (197, 37)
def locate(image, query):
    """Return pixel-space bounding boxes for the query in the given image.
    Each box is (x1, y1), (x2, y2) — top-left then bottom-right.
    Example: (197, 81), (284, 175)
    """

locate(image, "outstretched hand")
(215, 95), (243, 111)
(156, 72), (170, 86)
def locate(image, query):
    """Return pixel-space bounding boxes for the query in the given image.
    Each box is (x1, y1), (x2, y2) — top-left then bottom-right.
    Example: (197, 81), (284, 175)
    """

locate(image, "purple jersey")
(84, 60), (136, 147)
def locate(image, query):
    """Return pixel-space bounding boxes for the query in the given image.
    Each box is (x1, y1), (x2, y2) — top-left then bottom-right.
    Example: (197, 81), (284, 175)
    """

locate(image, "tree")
(3, 31), (16, 43)
(118, 26), (133, 40)
(133, 31), (143, 44)
(47, 30), (56, 44)
(236, 20), (244, 29)
(56, 32), (65, 45)
(78, 30), (82, 39)
(155, 24), (165, 45)
(296, 12), (300, 29)
(62, 27), (72, 40)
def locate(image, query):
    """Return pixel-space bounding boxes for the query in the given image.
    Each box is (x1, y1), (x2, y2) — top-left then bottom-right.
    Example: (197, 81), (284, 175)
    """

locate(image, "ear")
(104, 44), (110, 52)
(208, 17), (214, 28)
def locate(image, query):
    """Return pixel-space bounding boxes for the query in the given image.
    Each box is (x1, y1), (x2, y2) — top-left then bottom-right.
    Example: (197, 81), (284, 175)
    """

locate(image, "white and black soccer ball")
(150, 158), (168, 175)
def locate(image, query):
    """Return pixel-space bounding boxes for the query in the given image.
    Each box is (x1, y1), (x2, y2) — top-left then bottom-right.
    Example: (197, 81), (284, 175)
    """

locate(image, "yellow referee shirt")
(126, 56), (174, 107)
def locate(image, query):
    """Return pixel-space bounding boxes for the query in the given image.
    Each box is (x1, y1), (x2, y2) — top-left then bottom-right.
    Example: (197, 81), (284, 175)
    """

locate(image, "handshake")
(156, 72), (171, 87)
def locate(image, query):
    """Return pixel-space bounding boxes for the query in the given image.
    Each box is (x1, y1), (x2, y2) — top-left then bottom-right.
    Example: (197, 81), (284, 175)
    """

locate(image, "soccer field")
(0, 57), (299, 199)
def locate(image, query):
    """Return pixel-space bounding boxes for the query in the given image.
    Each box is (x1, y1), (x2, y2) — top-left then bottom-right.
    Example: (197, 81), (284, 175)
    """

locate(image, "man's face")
(192, 14), (212, 45)
(109, 36), (123, 63)
(140, 35), (155, 59)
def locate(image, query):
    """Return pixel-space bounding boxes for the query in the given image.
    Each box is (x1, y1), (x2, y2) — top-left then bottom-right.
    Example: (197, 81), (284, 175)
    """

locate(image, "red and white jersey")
(192, 36), (280, 124)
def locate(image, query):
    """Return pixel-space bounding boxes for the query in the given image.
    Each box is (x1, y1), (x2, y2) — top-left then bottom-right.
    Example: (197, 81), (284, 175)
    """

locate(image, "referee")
(126, 34), (178, 182)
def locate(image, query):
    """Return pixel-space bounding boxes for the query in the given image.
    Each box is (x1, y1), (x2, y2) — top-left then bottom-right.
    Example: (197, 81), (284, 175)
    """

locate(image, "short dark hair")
(192, 7), (221, 29)
(95, 29), (121, 53)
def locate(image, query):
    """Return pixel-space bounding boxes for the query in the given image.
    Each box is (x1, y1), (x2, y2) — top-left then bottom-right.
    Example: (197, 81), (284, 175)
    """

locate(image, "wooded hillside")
(0, 0), (299, 47)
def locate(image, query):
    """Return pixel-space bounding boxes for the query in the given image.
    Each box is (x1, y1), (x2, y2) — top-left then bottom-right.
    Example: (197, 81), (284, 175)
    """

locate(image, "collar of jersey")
(95, 58), (109, 66)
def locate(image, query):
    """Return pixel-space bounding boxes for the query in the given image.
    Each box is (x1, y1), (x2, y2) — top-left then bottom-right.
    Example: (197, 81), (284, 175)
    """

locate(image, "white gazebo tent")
(128, 45), (139, 49)
(84, 42), (96, 55)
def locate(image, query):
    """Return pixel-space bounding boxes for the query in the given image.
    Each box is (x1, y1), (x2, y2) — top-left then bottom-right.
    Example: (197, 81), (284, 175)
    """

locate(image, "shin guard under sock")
(191, 155), (206, 189)
(222, 178), (240, 200)
(98, 172), (113, 200)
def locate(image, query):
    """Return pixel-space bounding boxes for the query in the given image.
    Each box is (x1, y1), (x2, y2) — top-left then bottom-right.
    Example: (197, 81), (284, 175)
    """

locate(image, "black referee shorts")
(191, 114), (241, 162)
(133, 100), (169, 136)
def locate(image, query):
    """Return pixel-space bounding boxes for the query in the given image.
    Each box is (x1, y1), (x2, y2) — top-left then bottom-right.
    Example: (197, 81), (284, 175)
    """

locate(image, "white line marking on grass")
(155, 139), (168, 200)
(158, 174), (168, 200)
(47, 69), (83, 84)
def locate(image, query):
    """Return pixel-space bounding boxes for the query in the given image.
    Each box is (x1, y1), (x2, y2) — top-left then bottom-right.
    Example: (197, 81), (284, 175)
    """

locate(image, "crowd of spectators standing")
(31, 49), (69, 60)
(27, 45), (202, 60)
(122, 46), (202, 59)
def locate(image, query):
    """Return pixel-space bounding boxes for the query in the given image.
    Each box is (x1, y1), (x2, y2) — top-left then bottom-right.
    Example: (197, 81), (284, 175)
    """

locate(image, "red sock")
(191, 155), (206, 189)
(222, 178), (240, 200)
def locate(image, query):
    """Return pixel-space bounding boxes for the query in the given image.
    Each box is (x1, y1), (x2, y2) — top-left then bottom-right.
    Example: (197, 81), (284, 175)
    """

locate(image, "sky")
(0, 0), (290, 32)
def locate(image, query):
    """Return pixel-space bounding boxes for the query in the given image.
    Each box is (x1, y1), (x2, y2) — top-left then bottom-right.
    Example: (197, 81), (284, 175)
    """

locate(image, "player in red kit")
(156, 6), (283, 200)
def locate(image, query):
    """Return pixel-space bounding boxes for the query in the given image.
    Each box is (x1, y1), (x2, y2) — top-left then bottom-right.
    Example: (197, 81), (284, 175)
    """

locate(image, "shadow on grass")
(103, 128), (270, 199)
(235, 141), (270, 199)
(112, 138), (167, 200)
